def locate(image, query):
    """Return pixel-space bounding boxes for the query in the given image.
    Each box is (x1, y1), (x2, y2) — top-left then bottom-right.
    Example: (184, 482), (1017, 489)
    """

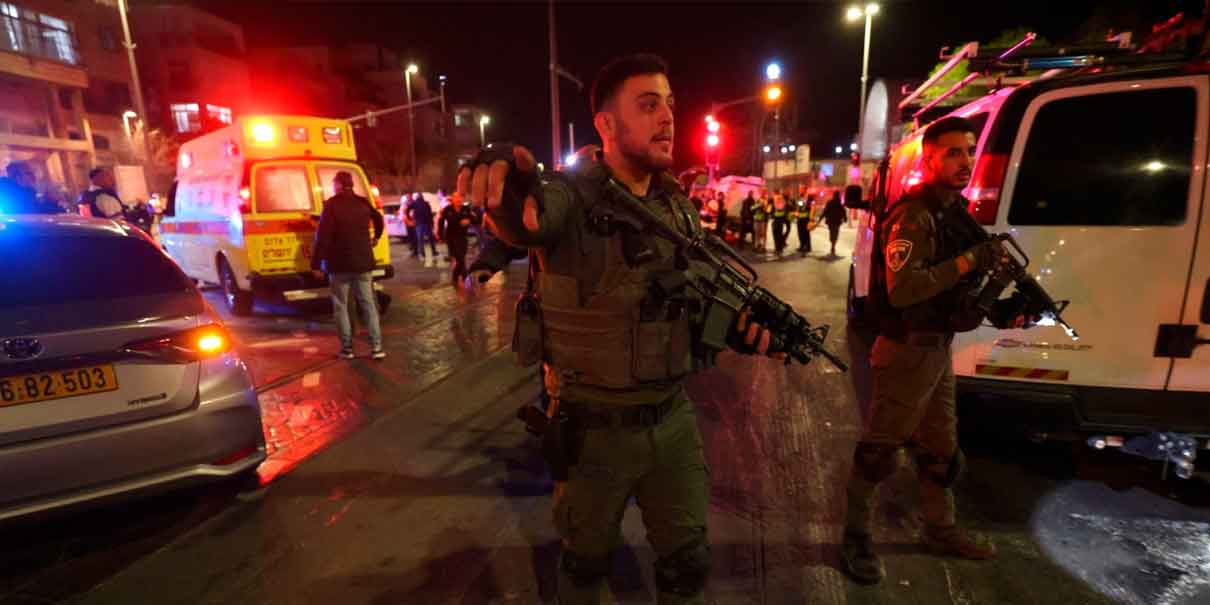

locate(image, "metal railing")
(0, 10), (81, 66)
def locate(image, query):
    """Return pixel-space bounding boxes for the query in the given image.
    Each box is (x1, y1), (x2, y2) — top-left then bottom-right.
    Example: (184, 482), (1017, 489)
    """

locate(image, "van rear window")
(254, 165), (313, 213)
(1009, 87), (1196, 226)
(315, 164), (369, 199)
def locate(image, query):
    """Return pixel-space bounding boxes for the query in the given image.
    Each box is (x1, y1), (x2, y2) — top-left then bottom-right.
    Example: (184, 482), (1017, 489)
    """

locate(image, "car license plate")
(0, 365), (119, 408)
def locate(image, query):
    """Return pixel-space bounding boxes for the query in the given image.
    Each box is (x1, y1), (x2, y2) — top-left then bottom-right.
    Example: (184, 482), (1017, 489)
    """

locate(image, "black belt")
(565, 395), (680, 429)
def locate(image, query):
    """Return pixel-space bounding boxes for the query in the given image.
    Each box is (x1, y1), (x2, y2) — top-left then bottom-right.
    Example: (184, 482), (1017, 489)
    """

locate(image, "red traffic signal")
(706, 134), (720, 147)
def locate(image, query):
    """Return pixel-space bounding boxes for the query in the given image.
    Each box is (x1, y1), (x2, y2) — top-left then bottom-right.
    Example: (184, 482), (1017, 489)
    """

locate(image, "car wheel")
(218, 258), (254, 316)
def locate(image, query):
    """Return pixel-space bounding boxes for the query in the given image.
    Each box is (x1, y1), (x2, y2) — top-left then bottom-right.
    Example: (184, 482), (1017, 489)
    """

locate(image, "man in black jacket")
(438, 198), (477, 286)
(406, 192), (439, 261)
(311, 171), (387, 360)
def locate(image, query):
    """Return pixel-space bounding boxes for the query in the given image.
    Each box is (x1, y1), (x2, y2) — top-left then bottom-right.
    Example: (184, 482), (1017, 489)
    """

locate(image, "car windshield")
(0, 233), (195, 308)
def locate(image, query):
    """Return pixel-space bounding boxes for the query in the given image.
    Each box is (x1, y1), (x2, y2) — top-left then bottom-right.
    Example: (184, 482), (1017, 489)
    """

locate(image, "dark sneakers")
(923, 525), (998, 560)
(841, 530), (885, 585)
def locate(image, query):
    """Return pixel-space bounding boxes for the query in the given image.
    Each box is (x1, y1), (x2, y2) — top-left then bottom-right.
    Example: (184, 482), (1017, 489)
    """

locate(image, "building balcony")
(0, 9), (88, 87)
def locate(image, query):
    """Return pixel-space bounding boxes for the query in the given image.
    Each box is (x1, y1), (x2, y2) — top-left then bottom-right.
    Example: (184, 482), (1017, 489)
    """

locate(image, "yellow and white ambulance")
(161, 115), (392, 315)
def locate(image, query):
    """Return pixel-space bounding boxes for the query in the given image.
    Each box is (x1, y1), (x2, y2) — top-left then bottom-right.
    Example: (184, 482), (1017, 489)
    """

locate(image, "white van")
(850, 59), (1210, 442)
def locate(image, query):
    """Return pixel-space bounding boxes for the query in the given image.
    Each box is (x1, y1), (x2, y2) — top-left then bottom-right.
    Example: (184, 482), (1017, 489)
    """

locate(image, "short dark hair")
(88, 167), (107, 180)
(923, 116), (977, 145)
(333, 171), (354, 189)
(590, 53), (669, 115)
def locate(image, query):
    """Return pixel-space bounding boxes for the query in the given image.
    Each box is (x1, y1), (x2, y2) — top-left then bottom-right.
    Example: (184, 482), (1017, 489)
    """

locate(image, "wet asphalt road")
(1, 230), (1208, 604)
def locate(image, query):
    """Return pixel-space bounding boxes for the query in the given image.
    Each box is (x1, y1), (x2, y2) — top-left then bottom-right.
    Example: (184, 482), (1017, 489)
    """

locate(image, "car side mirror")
(844, 185), (869, 210)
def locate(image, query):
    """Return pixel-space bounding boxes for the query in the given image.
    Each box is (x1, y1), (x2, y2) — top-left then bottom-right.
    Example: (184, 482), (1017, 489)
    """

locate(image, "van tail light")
(370, 185), (383, 208)
(964, 153), (1008, 225)
(124, 324), (233, 363)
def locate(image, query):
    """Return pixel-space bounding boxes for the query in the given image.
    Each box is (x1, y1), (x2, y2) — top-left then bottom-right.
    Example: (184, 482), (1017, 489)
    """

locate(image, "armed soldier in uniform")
(842, 117), (1039, 584)
(461, 54), (795, 605)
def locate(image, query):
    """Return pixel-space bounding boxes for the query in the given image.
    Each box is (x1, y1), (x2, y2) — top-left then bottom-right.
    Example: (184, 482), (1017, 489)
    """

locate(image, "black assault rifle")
(599, 178), (848, 371)
(944, 203), (1079, 340)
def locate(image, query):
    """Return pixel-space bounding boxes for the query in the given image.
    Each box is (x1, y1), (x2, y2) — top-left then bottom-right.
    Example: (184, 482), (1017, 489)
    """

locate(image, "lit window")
(454, 112), (468, 127)
(206, 104), (232, 125)
(171, 103), (200, 133)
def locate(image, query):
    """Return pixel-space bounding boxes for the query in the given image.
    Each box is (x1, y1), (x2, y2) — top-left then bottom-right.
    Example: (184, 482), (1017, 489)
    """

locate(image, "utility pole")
(116, 0), (149, 161)
(548, 0), (561, 169)
(568, 122), (575, 156)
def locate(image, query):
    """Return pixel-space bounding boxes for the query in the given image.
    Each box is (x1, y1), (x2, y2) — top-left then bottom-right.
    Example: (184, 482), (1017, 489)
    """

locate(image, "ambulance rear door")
(246, 160), (319, 277)
(311, 161), (390, 270)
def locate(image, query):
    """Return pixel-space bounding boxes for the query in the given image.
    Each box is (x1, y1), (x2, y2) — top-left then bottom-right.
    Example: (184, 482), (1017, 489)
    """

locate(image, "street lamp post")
(479, 115), (490, 147)
(116, 0), (148, 161)
(847, 3), (879, 152)
(405, 63), (419, 188)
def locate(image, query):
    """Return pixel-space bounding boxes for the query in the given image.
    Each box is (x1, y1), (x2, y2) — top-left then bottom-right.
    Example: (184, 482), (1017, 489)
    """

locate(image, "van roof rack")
(899, 26), (1198, 121)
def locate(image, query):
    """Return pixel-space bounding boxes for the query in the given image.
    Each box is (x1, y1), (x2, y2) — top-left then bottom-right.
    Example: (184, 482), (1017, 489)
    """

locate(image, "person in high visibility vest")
(794, 194), (813, 254)
(771, 192), (791, 256)
(752, 192), (770, 252)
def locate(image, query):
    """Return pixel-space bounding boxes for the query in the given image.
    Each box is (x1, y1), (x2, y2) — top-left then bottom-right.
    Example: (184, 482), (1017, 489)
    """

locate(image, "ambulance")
(161, 115), (393, 315)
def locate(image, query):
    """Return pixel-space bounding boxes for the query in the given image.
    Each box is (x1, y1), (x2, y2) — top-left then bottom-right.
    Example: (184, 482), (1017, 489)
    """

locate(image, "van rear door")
(955, 77), (1207, 398)
(1167, 75), (1210, 392)
(247, 161), (319, 276)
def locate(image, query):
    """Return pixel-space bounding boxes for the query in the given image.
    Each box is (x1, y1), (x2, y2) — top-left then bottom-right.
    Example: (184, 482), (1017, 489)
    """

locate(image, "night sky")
(201, 0), (1187, 170)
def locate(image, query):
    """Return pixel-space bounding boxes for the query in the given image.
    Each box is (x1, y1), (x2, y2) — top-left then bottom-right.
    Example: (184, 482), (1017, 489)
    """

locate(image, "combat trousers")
(554, 391), (710, 604)
(845, 334), (959, 536)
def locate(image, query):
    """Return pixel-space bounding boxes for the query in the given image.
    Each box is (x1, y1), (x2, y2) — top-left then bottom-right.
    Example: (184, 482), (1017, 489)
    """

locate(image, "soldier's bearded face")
(612, 74), (675, 172)
(924, 131), (976, 190)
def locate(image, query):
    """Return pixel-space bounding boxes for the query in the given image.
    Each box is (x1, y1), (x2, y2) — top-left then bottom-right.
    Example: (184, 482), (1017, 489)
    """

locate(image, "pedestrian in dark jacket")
(438, 199), (477, 286)
(311, 171), (386, 360)
(823, 190), (847, 257)
(739, 190), (756, 248)
(406, 193), (439, 260)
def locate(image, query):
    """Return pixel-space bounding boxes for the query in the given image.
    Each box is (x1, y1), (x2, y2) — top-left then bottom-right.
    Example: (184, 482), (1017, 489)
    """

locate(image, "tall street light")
(479, 115), (491, 146)
(847, 3), (879, 152)
(405, 63), (419, 188)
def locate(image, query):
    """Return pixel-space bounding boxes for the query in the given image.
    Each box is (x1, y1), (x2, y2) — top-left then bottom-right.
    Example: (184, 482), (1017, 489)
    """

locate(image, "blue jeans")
(329, 272), (382, 351)
(413, 224), (438, 258)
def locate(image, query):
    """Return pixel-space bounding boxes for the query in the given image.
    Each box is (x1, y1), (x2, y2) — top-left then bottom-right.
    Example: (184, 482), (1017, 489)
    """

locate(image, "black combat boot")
(840, 530), (885, 584)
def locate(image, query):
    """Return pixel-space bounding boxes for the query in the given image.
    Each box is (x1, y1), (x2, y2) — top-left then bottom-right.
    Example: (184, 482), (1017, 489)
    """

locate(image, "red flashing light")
(706, 134), (720, 147)
(238, 186), (251, 201)
(706, 120), (720, 133)
(224, 140), (239, 157)
(964, 153), (1008, 225)
(370, 185), (382, 208)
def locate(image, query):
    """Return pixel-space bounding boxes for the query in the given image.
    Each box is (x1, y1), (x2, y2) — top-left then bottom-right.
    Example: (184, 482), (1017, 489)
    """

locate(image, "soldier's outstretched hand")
(457, 144), (541, 231)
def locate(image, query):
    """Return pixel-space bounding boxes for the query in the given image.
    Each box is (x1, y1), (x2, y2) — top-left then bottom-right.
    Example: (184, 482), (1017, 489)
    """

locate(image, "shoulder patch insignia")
(886, 239), (913, 272)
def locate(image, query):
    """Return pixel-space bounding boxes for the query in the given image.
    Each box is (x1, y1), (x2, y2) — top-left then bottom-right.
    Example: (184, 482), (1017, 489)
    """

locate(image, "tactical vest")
(536, 166), (697, 397)
(870, 187), (982, 336)
(753, 204), (768, 221)
(78, 188), (114, 218)
(772, 207), (788, 220)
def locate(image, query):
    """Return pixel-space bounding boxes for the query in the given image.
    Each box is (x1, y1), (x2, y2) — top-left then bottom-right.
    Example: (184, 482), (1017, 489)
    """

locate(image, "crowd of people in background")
(692, 186), (855, 259)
